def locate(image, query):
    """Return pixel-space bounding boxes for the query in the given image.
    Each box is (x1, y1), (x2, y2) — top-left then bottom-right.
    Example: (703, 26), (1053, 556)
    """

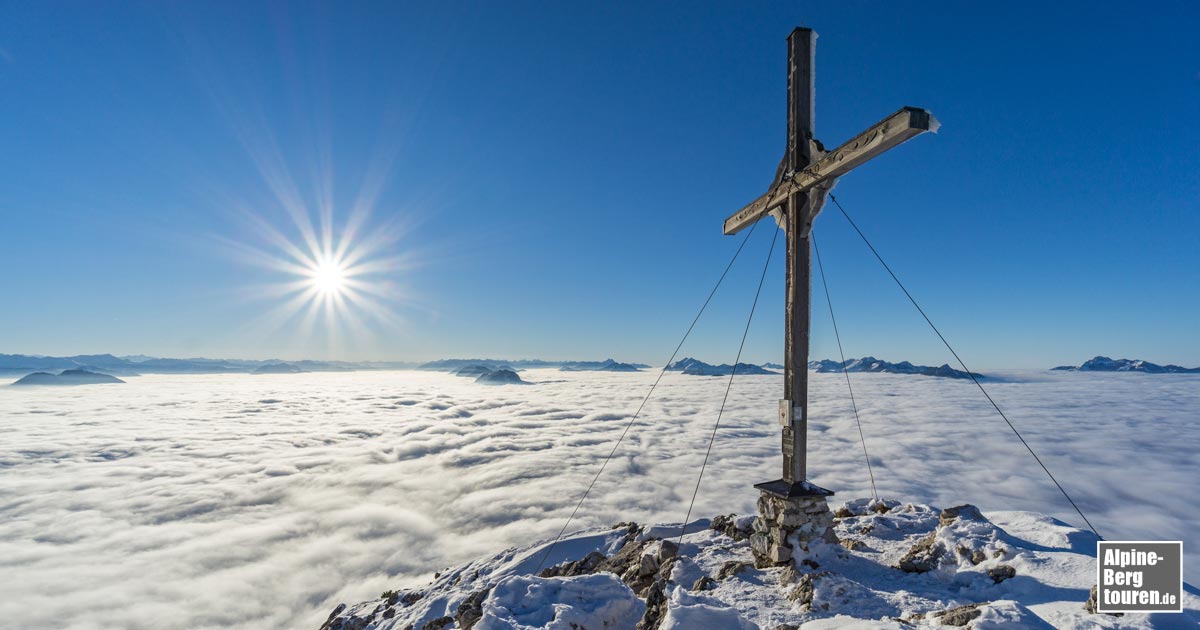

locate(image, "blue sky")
(1, 1), (1197, 368)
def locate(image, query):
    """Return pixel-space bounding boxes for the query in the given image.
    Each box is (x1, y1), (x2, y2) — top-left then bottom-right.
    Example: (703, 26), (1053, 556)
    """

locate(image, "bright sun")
(227, 198), (410, 340)
(311, 259), (346, 296)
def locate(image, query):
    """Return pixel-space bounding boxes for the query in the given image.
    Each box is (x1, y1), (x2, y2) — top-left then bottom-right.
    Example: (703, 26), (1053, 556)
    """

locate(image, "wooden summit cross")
(726, 28), (937, 517)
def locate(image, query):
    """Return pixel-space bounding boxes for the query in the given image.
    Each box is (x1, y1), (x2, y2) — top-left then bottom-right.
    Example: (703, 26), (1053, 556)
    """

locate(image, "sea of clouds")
(0, 369), (1195, 629)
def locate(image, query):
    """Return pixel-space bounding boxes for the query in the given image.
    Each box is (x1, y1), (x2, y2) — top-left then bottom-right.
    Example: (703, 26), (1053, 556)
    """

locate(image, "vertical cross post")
(749, 27), (836, 569)
(782, 27), (815, 487)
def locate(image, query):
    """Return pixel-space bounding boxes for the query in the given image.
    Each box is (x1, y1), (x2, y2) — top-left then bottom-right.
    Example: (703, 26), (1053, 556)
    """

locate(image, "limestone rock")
(539, 550), (605, 578)
(658, 540), (678, 563)
(421, 617), (453, 630)
(931, 601), (986, 626)
(1084, 584), (1098, 613)
(988, 564), (1016, 584)
(710, 514), (750, 541)
(778, 564), (800, 586)
(692, 575), (716, 591)
(957, 545), (987, 565)
(637, 552), (659, 577)
(787, 577), (814, 605)
(786, 571), (830, 608)
(636, 581), (667, 630)
(319, 604), (346, 630)
(538, 532), (675, 598)
(454, 587), (490, 629)
(896, 533), (944, 573)
(841, 538), (867, 551)
(717, 560), (751, 581)
(939, 504), (984, 527)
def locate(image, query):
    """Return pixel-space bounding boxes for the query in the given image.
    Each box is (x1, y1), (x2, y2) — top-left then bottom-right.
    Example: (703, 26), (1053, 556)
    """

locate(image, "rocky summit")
(317, 498), (1192, 629)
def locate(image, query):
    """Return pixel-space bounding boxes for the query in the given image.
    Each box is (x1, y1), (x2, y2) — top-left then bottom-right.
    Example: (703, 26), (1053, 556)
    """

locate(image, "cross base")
(754, 479), (835, 499)
(750, 482), (839, 568)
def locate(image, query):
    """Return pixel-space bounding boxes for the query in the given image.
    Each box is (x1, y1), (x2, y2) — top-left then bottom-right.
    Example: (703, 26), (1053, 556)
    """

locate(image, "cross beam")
(727, 28), (937, 498)
(724, 107), (938, 236)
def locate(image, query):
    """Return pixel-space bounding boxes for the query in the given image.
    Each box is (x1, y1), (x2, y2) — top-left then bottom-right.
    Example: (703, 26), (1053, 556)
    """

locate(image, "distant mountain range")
(453, 364), (508, 377)
(1052, 356), (1200, 374)
(662, 356), (978, 379)
(10, 352), (1189, 379)
(808, 357), (979, 380)
(559, 359), (643, 372)
(419, 358), (650, 371)
(252, 363), (306, 374)
(0, 353), (653, 377)
(0, 353), (418, 375)
(666, 357), (777, 376)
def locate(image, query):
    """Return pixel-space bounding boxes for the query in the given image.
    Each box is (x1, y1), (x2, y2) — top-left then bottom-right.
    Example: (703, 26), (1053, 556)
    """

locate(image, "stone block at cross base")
(802, 499), (831, 514)
(750, 532), (772, 557)
(769, 543), (792, 564)
(780, 511), (813, 527)
(750, 490), (839, 567)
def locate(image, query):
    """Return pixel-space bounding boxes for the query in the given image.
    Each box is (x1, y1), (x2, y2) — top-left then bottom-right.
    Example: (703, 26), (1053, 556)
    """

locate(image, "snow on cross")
(724, 27), (937, 567)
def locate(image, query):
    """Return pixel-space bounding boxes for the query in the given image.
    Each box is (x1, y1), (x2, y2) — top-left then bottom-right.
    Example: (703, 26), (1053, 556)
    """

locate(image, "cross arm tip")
(900, 106), (940, 133)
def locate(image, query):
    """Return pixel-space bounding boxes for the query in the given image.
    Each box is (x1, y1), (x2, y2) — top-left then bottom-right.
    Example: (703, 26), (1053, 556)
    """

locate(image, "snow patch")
(476, 573), (644, 630)
(659, 585), (758, 630)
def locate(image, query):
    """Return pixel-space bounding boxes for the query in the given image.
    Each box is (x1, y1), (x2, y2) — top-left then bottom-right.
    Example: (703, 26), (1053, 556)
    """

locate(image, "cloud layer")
(0, 369), (1195, 629)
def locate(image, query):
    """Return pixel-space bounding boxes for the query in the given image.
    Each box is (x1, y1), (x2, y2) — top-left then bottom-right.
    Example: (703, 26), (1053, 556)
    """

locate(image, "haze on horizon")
(2, 2), (1197, 369)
